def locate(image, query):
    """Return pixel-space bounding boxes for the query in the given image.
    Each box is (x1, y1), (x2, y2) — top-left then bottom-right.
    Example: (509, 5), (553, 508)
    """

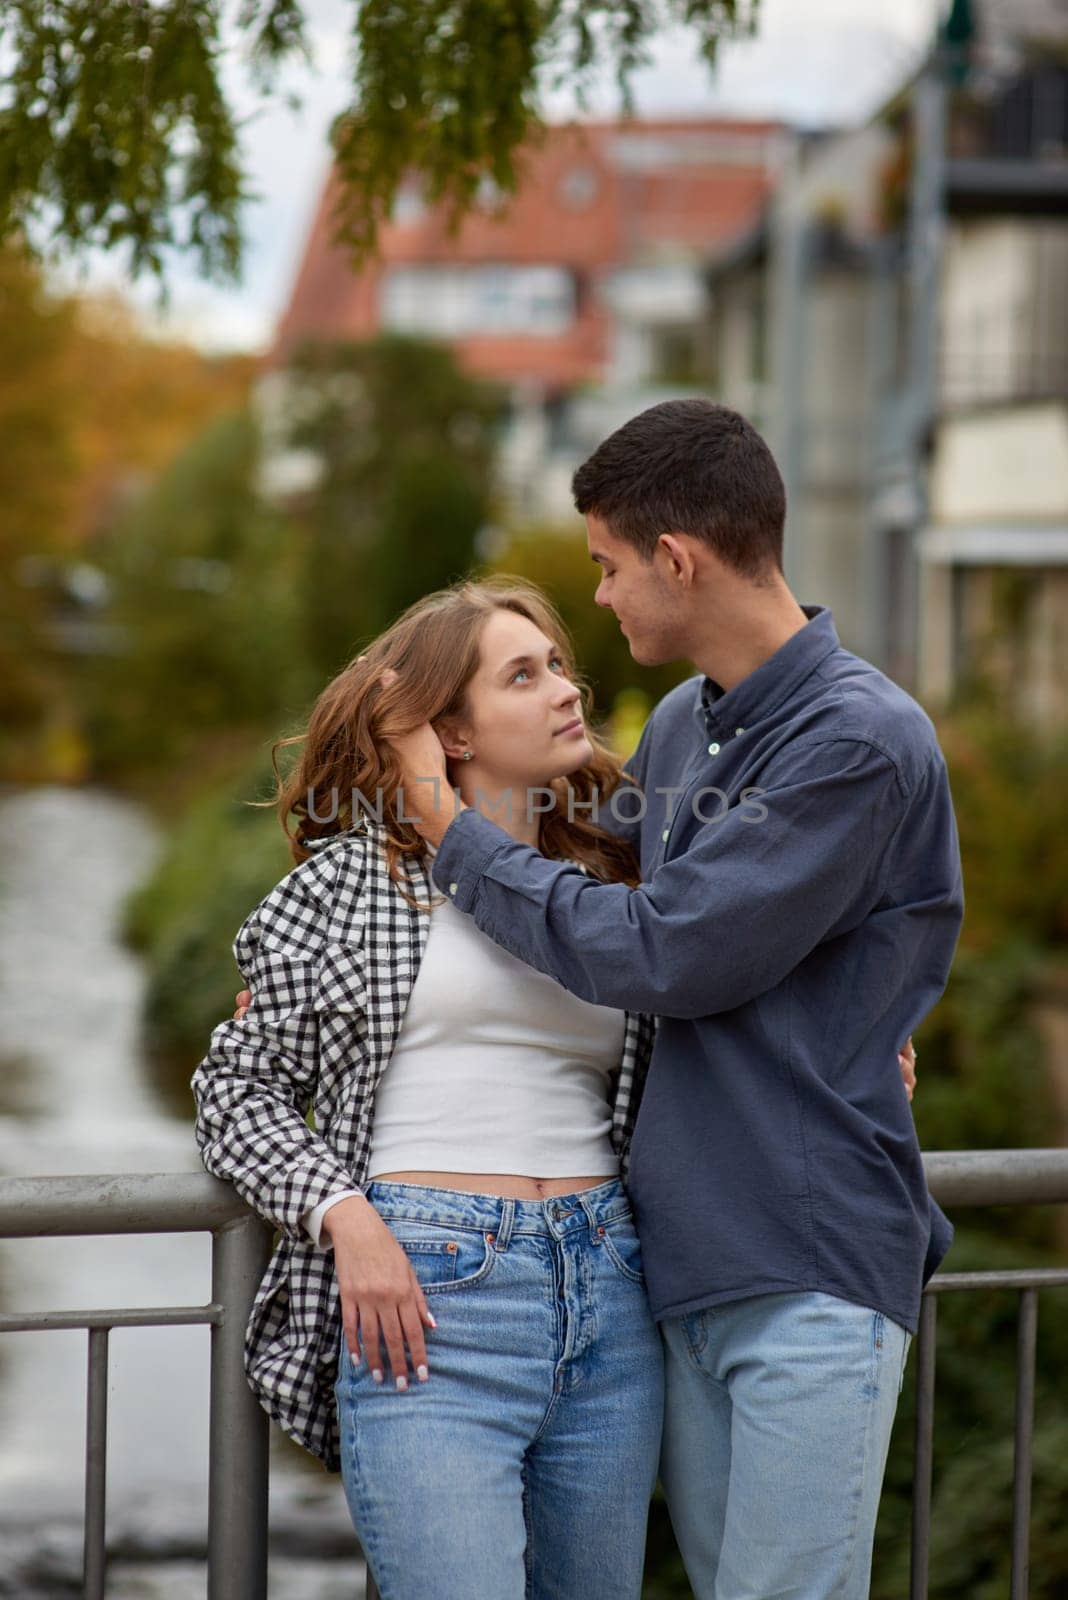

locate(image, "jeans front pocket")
(899, 1328), (913, 1395)
(598, 1214), (646, 1285)
(384, 1218), (497, 1294)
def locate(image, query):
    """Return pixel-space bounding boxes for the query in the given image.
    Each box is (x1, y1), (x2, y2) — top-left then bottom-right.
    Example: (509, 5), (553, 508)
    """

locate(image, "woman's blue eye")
(512, 657), (565, 683)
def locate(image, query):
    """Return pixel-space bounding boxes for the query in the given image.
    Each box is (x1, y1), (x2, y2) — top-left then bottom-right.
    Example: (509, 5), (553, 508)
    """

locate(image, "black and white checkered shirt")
(191, 818), (656, 1470)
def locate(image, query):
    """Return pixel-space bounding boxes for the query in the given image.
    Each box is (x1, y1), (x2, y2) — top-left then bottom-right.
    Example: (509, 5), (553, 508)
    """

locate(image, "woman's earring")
(462, 751), (473, 761)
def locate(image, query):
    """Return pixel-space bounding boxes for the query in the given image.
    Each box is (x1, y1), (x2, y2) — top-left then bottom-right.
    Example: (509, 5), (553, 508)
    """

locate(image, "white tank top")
(365, 890), (626, 1179)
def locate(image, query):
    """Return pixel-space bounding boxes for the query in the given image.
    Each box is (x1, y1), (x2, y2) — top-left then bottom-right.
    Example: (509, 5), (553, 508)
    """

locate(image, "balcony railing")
(938, 348), (1068, 411)
(1, 1151), (1066, 1600)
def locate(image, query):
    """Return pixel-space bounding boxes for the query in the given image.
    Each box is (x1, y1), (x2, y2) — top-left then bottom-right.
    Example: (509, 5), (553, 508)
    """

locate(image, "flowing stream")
(0, 784), (365, 1598)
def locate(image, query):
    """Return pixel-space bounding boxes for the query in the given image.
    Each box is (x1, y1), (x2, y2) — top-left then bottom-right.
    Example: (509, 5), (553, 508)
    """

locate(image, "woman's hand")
(324, 1194), (437, 1391)
(899, 1036), (917, 1102)
(227, 994), (434, 1382)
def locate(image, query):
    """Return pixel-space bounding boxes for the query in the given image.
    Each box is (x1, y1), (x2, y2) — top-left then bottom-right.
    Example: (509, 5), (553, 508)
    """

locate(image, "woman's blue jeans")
(335, 1178), (665, 1600)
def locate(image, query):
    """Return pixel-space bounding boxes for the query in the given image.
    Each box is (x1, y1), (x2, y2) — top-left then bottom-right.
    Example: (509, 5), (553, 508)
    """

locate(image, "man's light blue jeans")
(335, 1178), (664, 1600)
(659, 1289), (912, 1600)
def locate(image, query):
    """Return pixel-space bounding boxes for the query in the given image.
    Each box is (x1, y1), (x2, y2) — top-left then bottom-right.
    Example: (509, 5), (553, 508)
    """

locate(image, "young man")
(384, 399), (963, 1599)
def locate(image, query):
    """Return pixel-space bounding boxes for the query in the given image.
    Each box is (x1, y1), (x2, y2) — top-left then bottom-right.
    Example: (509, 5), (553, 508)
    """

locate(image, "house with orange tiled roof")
(262, 117), (785, 515)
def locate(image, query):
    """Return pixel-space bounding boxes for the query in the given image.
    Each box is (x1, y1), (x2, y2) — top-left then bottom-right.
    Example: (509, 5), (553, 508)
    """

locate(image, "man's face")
(585, 513), (688, 667)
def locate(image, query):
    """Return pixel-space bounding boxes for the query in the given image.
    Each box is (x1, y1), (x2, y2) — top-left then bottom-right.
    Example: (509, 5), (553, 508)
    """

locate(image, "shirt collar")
(302, 816), (437, 858)
(697, 605), (839, 735)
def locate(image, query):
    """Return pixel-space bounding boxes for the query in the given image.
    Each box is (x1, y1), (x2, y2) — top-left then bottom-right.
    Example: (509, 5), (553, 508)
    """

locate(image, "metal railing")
(912, 1151), (1068, 1600)
(0, 1173), (273, 1600)
(2, 1152), (1066, 1599)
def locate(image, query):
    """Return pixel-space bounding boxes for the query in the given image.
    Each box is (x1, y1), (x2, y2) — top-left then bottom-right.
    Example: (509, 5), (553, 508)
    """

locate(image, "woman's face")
(441, 609), (594, 792)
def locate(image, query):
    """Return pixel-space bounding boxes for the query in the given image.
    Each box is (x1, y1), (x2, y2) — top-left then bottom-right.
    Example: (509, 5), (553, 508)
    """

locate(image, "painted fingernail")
(395, 1375), (408, 1392)
(427, 1313), (438, 1328)
(372, 1369), (383, 1384)
(350, 1351), (361, 1368)
(417, 1365), (429, 1382)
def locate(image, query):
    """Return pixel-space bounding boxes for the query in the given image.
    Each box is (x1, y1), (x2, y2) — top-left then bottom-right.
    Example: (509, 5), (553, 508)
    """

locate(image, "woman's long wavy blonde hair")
(261, 576), (641, 899)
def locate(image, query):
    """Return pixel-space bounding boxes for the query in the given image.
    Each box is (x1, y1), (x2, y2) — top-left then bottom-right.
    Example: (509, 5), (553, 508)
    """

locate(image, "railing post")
(208, 1211), (273, 1600)
(1011, 1289), (1038, 1600)
(84, 1326), (110, 1600)
(910, 1291), (938, 1600)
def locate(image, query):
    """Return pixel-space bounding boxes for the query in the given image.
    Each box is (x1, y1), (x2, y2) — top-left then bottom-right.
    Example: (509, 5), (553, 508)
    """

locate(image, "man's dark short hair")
(572, 398), (786, 579)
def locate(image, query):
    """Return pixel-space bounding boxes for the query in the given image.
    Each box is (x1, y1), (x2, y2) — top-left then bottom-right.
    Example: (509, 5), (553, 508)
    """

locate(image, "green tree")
(0, 238), (256, 781)
(0, 245), (82, 762)
(284, 333), (501, 676)
(0, 1), (760, 275)
(82, 409), (307, 779)
(121, 748), (299, 1113)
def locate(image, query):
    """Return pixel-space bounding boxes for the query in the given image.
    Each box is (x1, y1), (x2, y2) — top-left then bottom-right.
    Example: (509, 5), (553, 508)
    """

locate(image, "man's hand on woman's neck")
(384, 722), (543, 852)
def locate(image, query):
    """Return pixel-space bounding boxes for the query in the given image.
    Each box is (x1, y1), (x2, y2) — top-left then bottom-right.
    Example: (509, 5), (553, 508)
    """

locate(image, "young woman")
(192, 574), (917, 1599)
(192, 577), (665, 1600)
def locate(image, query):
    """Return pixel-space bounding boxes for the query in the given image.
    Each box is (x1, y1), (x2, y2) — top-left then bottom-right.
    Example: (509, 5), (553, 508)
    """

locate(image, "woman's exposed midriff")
(369, 1171), (615, 1199)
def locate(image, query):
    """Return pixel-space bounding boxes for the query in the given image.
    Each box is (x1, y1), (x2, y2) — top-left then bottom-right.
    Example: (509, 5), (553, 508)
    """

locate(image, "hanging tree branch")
(0, 0), (759, 279)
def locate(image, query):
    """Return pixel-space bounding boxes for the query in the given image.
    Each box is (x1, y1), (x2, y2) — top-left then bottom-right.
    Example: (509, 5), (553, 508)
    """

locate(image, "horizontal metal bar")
(0, 1173), (252, 1237)
(924, 1150), (1068, 1208)
(927, 1269), (1068, 1294)
(0, 1154), (1061, 1245)
(0, 1303), (223, 1333)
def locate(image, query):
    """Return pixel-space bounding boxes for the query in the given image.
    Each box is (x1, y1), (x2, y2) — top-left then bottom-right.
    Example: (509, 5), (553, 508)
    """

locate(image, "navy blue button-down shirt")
(432, 606), (962, 1333)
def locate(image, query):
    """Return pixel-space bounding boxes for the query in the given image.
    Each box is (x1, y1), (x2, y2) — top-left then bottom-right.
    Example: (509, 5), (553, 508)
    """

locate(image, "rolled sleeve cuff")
(430, 808), (514, 911)
(303, 1187), (364, 1249)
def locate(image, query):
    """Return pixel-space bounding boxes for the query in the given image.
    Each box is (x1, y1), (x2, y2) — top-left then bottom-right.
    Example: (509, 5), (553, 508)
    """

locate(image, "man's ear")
(657, 532), (699, 586)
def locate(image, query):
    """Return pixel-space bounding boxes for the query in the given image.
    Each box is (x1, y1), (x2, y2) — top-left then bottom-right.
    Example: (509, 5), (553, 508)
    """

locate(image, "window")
(381, 266), (575, 337)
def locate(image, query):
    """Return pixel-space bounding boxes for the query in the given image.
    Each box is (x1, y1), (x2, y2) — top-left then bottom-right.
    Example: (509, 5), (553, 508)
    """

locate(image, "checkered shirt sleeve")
(191, 849), (362, 1240)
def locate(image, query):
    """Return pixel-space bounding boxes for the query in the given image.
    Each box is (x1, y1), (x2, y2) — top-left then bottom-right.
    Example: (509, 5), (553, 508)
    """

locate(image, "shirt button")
(661, 829), (670, 842)
(735, 727), (745, 736)
(707, 742), (720, 756)
(448, 882), (458, 896)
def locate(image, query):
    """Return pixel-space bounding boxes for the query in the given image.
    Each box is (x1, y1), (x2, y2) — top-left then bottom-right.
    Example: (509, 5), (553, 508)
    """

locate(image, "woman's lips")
(554, 718), (584, 737)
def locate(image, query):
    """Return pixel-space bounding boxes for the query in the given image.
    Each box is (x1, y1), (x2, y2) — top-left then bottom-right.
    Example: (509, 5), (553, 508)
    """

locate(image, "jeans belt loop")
(493, 1197), (515, 1252)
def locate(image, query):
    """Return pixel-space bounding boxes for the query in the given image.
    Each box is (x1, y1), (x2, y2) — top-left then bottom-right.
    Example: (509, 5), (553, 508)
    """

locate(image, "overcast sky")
(64, 0), (944, 353)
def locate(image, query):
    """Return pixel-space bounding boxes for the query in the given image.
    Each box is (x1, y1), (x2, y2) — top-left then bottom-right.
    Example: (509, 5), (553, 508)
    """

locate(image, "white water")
(0, 785), (363, 1597)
